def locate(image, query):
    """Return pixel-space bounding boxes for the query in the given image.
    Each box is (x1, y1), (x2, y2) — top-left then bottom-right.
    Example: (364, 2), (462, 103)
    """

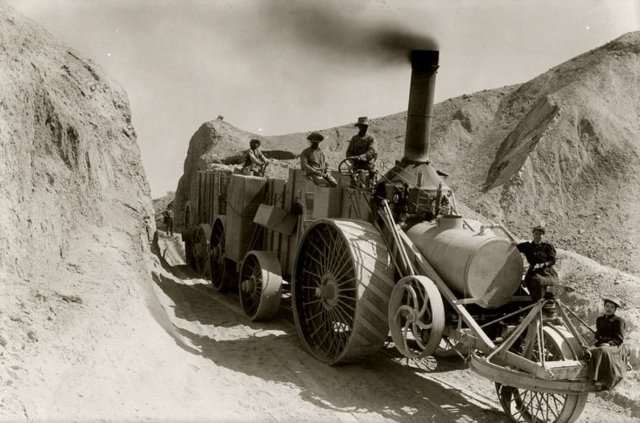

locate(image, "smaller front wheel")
(239, 251), (283, 321)
(388, 275), (445, 358)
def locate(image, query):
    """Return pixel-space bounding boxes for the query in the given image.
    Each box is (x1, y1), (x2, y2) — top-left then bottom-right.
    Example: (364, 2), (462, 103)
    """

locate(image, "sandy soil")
(2, 228), (637, 422)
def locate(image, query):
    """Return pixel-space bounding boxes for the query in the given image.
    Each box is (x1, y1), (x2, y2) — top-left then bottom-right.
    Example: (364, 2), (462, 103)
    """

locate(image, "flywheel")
(388, 275), (445, 358)
(292, 219), (395, 364)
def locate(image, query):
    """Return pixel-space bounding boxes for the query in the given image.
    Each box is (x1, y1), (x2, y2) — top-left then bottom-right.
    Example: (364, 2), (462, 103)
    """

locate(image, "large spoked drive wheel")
(209, 219), (236, 291)
(239, 251), (283, 321)
(496, 326), (588, 423)
(193, 224), (211, 276)
(292, 220), (395, 364)
(388, 275), (445, 358)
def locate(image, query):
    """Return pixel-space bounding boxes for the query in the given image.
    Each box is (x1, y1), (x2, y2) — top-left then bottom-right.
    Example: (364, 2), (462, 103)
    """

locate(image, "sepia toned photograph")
(1, 1), (639, 422)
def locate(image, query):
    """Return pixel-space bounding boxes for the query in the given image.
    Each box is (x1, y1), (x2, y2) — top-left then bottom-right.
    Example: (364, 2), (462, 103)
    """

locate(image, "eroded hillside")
(175, 32), (640, 277)
(0, 5), (154, 418)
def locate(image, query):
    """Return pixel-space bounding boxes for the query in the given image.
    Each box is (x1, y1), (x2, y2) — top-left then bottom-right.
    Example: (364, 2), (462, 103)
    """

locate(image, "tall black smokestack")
(385, 49), (448, 194)
(404, 50), (439, 163)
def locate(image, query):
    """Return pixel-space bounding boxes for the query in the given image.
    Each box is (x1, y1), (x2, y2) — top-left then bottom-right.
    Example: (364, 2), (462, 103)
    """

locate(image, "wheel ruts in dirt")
(239, 251), (283, 321)
(209, 218), (236, 291)
(292, 219), (395, 364)
(388, 275), (445, 358)
(193, 223), (212, 276)
(495, 325), (588, 423)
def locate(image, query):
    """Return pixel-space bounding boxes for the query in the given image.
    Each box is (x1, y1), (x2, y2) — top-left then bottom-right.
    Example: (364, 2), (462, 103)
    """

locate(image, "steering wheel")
(338, 158), (355, 175)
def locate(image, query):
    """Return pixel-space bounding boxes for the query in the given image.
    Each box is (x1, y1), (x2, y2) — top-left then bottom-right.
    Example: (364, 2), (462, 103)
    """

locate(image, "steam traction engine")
(182, 50), (599, 423)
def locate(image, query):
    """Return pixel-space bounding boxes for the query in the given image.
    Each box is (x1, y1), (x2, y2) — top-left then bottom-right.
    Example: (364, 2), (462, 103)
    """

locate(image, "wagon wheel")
(388, 275), (445, 358)
(496, 326), (588, 423)
(239, 251), (283, 321)
(182, 230), (196, 268)
(292, 220), (395, 364)
(209, 219), (236, 291)
(193, 224), (211, 276)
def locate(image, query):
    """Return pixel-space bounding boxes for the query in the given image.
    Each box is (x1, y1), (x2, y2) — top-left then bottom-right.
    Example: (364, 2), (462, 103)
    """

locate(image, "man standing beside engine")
(346, 116), (377, 186)
(514, 224), (559, 300)
(300, 132), (337, 187)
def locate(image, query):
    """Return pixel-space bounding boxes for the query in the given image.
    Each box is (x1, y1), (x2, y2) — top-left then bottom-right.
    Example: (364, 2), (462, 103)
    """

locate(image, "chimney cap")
(410, 50), (439, 68)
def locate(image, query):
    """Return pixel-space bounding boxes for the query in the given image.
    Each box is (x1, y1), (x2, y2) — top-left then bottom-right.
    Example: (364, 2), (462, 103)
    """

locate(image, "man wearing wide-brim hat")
(346, 116), (378, 181)
(513, 223), (559, 300)
(300, 131), (337, 187)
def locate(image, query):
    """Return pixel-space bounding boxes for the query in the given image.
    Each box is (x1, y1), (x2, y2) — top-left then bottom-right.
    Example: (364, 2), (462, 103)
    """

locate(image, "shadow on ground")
(149, 235), (509, 423)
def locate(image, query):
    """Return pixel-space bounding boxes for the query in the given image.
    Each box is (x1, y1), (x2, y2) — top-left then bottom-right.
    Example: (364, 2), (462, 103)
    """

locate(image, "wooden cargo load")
(225, 174), (268, 263)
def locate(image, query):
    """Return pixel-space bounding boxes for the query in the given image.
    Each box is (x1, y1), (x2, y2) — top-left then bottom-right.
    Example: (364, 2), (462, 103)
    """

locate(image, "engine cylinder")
(406, 216), (523, 308)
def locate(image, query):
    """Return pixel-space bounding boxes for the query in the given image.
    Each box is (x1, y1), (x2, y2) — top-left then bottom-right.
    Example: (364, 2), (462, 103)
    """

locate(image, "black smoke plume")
(256, 2), (438, 64)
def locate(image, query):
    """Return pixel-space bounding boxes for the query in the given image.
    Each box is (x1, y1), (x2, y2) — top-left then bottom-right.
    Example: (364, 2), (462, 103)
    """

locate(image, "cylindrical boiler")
(406, 216), (523, 308)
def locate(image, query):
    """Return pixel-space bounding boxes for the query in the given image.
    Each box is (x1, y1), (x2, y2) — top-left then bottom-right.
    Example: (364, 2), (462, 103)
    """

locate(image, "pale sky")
(5, 0), (639, 197)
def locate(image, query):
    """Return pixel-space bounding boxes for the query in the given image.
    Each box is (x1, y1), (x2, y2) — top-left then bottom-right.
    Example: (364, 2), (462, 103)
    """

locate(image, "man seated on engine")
(300, 132), (337, 187)
(513, 224), (559, 301)
(346, 116), (377, 187)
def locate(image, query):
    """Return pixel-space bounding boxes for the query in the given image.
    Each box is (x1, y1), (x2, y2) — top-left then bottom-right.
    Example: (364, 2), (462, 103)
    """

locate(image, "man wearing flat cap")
(346, 116), (378, 183)
(242, 138), (268, 176)
(514, 223), (559, 300)
(300, 132), (337, 187)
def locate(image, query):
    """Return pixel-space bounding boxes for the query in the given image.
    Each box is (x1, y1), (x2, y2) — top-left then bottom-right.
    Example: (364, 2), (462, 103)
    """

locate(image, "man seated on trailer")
(242, 138), (268, 176)
(300, 131), (338, 187)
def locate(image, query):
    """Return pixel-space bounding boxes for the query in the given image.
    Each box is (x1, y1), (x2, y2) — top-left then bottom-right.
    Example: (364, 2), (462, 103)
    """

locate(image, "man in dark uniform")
(515, 224), (559, 300)
(242, 138), (268, 176)
(300, 132), (337, 187)
(588, 295), (627, 389)
(346, 116), (377, 185)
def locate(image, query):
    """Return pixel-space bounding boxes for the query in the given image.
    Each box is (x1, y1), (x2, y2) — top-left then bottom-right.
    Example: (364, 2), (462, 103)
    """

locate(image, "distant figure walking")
(163, 203), (175, 236)
(514, 224), (559, 300)
(300, 132), (337, 187)
(242, 138), (268, 176)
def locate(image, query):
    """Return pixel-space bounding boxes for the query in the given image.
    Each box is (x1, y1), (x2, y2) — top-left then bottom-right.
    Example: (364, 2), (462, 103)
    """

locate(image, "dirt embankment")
(0, 5), (154, 418)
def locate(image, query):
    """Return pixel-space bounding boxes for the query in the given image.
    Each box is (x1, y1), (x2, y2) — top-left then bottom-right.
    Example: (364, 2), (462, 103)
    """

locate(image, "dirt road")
(152, 234), (512, 422)
(148, 233), (638, 423)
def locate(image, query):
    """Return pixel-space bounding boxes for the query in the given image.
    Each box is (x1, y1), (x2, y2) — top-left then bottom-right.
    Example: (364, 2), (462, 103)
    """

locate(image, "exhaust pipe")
(385, 49), (447, 193)
(404, 50), (439, 163)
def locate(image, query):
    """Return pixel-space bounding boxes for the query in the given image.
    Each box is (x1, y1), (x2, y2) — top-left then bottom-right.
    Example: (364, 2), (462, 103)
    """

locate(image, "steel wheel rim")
(194, 227), (209, 275)
(240, 255), (262, 317)
(295, 223), (357, 362)
(209, 221), (226, 290)
(497, 385), (578, 423)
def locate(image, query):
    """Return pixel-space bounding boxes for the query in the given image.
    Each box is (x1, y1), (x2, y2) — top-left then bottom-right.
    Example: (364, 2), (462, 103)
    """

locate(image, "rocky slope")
(0, 5), (154, 418)
(175, 32), (640, 277)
